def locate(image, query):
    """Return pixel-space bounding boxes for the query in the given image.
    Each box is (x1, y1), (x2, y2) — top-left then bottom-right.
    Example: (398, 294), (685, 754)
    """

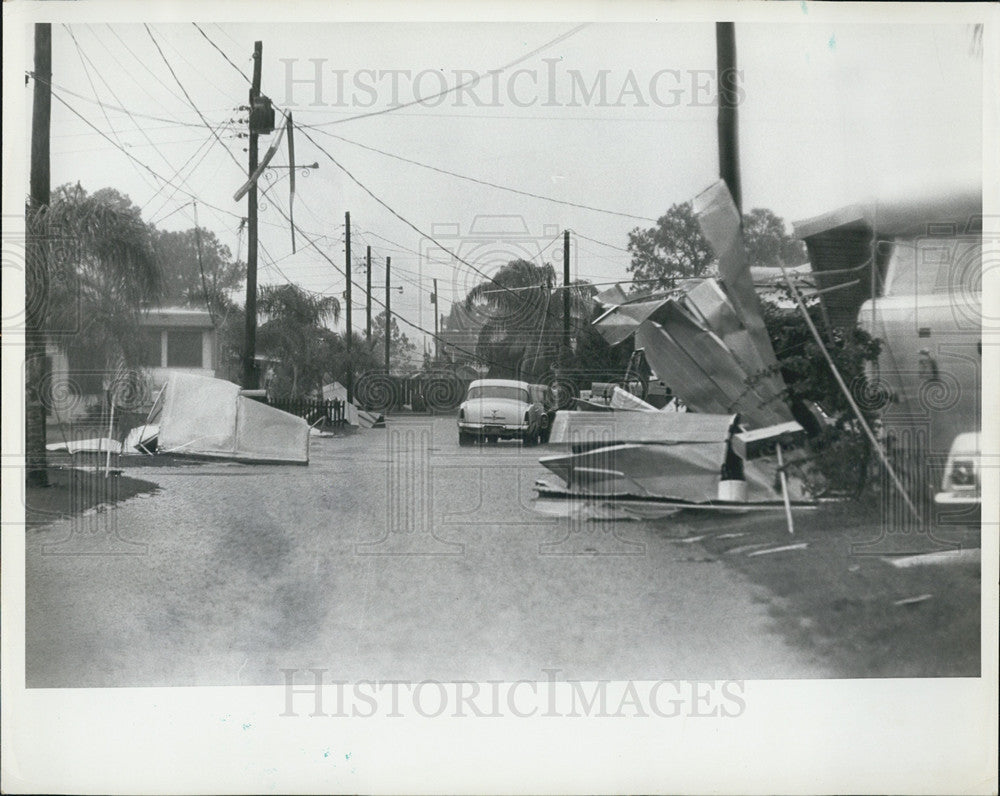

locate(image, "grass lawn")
(670, 495), (981, 678)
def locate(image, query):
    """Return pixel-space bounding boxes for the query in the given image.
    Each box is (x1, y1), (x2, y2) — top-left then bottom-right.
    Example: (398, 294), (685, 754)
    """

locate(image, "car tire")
(486, 435), (499, 444)
(458, 431), (473, 447)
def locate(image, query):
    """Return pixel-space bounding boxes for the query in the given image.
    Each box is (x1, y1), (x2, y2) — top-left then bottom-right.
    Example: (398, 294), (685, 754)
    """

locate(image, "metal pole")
(776, 443), (794, 534)
(779, 263), (922, 522)
(345, 211), (352, 403)
(243, 41), (263, 389)
(384, 257), (391, 372)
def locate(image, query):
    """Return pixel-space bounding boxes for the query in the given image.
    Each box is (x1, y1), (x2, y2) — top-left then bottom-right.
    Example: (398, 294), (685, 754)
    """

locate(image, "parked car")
(457, 379), (545, 446)
(528, 383), (558, 443)
(934, 431), (981, 525)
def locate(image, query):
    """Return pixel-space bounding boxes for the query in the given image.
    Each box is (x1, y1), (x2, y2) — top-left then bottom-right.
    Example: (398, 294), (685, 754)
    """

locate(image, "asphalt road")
(25, 416), (833, 687)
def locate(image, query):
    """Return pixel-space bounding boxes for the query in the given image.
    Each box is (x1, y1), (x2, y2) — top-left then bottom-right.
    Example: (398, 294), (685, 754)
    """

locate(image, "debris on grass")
(894, 594), (933, 607)
(883, 549), (981, 568)
(747, 542), (809, 557)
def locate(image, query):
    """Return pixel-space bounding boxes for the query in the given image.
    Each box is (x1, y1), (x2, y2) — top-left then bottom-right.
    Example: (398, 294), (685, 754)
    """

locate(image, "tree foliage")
(153, 226), (244, 313)
(460, 259), (592, 381)
(742, 208), (808, 268)
(256, 284), (340, 398)
(28, 183), (162, 367)
(627, 204), (807, 292)
(626, 202), (715, 293)
(761, 291), (882, 495)
(370, 310), (418, 372)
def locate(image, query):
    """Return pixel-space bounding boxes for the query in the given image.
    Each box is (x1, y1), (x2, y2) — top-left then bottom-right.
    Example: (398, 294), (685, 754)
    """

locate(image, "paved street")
(26, 416), (833, 687)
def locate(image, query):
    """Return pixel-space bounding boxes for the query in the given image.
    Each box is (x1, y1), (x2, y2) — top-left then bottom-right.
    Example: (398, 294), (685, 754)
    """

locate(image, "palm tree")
(256, 284), (340, 398)
(25, 183), (162, 486)
(463, 259), (591, 382)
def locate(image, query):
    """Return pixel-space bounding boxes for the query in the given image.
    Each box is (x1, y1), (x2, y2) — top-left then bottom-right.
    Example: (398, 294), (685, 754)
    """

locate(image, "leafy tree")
(626, 202), (715, 293)
(460, 259), (592, 382)
(153, 227), (244, 314)
(256, 284), (340, 398)
(25, 183), (162, 485)
(742, 208), (808, 268)
(34, 184), (163, 364)
(370, 310), (418, 372)
(627, 204), (808, 292)
(761, 290), (882, 495)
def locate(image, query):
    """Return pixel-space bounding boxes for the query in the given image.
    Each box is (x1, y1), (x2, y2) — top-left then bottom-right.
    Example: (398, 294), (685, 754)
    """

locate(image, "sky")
(33, 18), (984, 351)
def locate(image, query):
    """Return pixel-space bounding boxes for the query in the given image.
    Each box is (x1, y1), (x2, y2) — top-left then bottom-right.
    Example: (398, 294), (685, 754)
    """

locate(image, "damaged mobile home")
(538, 180), (811, 517)
(150, 373), (310, 464)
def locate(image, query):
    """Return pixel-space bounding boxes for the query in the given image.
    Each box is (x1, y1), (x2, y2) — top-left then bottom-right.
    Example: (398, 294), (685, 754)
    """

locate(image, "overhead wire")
(308, 128), (657, 222)
(144, 24), (245, 172)
(297, 23), (589, 129)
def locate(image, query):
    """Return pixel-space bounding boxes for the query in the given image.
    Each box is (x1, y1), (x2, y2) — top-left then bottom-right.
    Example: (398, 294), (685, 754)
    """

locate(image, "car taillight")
(524, 411), (531, 423)
(458, 408), (465, 420)
(949, 459), (977, 489)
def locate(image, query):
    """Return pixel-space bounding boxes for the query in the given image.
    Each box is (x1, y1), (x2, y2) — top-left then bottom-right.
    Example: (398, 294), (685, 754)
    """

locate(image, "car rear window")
(467, 385), (529, 402)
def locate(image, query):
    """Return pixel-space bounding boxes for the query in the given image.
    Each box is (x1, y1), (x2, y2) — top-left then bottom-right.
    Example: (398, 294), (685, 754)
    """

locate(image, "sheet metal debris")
(156, 373), (309, 464)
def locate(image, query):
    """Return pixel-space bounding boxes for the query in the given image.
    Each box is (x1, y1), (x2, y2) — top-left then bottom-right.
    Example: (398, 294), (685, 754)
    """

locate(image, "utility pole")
(563, 229), (571, 357)
(384, 257), (391, 372)
(344, 211), (352, 403)
(27, 22), (52, 488)
(365, 245), (372, 342)
(716, 22), (742, 218)
(432, 278), (440, 362)
(243, 41), (263, 389)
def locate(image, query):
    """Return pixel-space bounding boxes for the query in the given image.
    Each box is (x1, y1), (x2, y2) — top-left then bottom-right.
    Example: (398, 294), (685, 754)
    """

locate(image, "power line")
(296, 125), (525, 304)
(192, 23), (252, 85)
(144, 24), (245, 173)
(48, 88), (245, 223)
(297, 23), (589, 129)
(102, 23), (191, 107)
(309, 128), (657, 222)
(568, 228), (631, 253)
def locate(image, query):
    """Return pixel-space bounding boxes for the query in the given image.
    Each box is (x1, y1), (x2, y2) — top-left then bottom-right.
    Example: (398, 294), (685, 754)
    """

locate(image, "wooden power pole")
(27, 22), (52, 488)
(365, 245), (372, 342)
(563, 229), (571, 356)
(716, 22), (742, 218)
(344, 211), (352, 402)
(433, 278), (440, 361)
(384, 257), (391, 372)
(243, 41), (263, 389)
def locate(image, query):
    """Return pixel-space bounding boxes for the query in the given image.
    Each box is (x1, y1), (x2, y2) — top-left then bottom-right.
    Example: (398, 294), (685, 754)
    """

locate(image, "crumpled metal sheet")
(635, 320), (733, 416)
(592, 297), (673, 346)
(692, 180), (784, 380)
(682, 279), (791, 421)
(549, 410), (737, 451)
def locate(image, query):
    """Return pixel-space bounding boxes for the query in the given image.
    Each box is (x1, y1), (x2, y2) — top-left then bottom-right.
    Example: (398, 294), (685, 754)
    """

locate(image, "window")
(138, 330), (162, 367)
(166, 330), (203, 367)
(466, 385), (529, 403)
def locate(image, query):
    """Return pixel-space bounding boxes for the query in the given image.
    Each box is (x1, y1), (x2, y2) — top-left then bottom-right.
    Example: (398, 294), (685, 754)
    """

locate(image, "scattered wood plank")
(747, 542), (809, 557)
(894, 594), (933, 607)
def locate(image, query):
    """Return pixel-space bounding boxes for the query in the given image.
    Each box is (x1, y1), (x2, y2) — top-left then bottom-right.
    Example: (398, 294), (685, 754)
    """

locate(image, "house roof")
(139, 306), (215, 328)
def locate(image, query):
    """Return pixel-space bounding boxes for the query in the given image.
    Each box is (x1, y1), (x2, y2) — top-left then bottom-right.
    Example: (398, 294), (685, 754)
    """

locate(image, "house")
(45, 306), (220, 421)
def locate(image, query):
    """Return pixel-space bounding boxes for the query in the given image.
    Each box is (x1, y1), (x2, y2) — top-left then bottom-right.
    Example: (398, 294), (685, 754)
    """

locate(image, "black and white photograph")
(2, 1), (997, 793)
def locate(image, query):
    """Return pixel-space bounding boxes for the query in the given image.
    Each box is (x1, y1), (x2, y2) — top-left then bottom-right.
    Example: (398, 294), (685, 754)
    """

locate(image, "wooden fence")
(267, 397), (346, 426)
